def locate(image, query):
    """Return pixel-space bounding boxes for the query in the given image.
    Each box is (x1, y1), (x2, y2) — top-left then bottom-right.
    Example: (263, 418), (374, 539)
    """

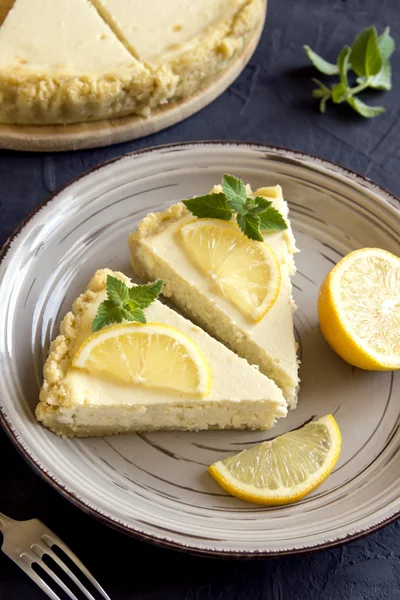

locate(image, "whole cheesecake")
(0, 0), (264, 125)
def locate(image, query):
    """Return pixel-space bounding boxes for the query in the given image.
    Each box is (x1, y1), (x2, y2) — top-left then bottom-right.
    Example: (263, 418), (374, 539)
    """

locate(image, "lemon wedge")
(318, 248), (400, 370)
(180, 219), (281, 321)
(72, 322), (211, 395)
(209, 415), (341, 505)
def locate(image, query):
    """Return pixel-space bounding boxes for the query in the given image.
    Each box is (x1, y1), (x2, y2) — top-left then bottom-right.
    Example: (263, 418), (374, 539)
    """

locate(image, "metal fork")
(0, 511), (111, 600)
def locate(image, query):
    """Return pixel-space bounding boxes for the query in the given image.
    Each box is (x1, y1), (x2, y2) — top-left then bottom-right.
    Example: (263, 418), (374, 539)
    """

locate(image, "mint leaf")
(126, 307), (146, 324)
(332, 82), (348, 103)
(92, 276), (163, 332)
(307, 26), (393, 119)
(347, 97), (385, 118)
(258, 207), (288, 232)
(183, 174), (288, 241)
(128, 279), (164, 309)
(356, 27), (394, 90)
(250, 196), (273, 213)
(350, 26), (382, 77)
(337, 46), (351, 85)
(237, 214), (263, 241)
(222, 174), (247, 214)
(183, 193), (232, 220)
(304, 46), (339, 75)
(368, 60), (392, 90)
(106, 275), (129, 306)
(92, 301), (124, 332)
(378, 27), (395, 61)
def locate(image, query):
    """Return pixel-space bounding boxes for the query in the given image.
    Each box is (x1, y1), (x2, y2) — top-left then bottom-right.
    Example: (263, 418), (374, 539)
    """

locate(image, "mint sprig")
(183, 174), (287, 242)
(92, 276), (163, 332)
(305, 26), (394, 117)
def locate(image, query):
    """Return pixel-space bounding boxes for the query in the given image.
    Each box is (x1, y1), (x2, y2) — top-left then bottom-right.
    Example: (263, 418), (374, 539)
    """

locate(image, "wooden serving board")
(0, 13), (265, 152)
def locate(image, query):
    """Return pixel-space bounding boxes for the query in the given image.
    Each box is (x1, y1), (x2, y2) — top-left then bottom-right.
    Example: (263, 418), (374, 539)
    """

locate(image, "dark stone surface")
(1, 0), (399, 598)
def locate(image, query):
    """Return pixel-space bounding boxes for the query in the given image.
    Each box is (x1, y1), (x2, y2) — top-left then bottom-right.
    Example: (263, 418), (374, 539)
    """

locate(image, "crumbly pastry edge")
(0, 0), (264, 124)
(36, 269), (127, 421)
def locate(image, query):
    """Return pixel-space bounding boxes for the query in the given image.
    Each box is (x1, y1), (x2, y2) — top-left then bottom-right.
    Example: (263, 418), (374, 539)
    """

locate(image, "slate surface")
(0, 0), (399, 598)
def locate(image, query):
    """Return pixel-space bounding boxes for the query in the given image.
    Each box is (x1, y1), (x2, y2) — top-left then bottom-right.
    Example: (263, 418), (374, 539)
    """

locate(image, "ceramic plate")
(0, 143), (399, 556)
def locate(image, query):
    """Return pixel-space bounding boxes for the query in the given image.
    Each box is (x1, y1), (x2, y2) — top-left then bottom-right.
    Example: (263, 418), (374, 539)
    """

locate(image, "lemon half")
(209, 415), (341, 505)
(73, 322), (211, 395)
(180, 218), (281, 321)
(318, 248), (400, 370)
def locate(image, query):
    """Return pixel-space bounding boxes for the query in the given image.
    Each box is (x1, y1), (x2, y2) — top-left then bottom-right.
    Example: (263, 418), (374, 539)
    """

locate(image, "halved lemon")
(209, 415), (341, 505)
(318, 248), (400, 370)
(72, 322), (211, 395)
(180, 219), (281, 321)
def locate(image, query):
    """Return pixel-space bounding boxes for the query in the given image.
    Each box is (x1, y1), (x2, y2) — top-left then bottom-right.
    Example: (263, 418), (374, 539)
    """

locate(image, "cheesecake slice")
(36, 269), (287, 437)
(129, 184), (299, 407)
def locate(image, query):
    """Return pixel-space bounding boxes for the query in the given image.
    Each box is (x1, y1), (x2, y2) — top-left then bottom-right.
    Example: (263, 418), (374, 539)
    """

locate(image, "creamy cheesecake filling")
(129, 186), (300, 407)
(0, 0), (137, 74)
(37, 269), (287, 437)
(91, 0), (248, 61)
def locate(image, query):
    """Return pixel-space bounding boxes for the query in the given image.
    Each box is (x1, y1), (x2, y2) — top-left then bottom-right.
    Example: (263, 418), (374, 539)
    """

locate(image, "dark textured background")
(1, 1), (400, 598)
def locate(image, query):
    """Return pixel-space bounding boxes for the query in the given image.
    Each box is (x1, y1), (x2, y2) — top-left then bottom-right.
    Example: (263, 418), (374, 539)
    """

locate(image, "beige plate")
(0, 10), (265, 153)
(0, 142), (399, 557)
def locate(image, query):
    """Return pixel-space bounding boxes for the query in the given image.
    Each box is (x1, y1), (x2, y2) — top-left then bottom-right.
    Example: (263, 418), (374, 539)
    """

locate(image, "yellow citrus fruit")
(180, 219), (281, 321)
(209, 415), (341, 505)
(73, 322), (211, 395)
(318, 248), (400, 370)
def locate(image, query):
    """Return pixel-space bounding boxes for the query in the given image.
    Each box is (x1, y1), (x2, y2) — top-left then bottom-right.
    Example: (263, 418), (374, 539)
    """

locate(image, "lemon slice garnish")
(180, 219), (281, 321)
(209, 415), (341, 505)
(318, 248), (400, 370)
(73, 322), (211, 395)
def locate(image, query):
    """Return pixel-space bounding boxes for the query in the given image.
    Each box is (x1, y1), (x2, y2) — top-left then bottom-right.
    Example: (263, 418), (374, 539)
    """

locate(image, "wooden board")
(0, 13), (265, 152)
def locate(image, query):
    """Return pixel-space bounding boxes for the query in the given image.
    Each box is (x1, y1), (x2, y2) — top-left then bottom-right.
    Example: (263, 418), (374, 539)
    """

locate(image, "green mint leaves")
(92, 276), (163, 332)
(183, 174), (287, 242)
(305, 26), (394, 117)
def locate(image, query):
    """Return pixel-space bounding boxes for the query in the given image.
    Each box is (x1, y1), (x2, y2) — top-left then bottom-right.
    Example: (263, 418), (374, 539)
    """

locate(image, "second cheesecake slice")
(129, 183), (299, 407)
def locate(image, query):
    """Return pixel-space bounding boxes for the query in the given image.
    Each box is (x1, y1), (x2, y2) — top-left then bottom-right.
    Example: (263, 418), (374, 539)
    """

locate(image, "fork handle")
(0, 511), (14, 531)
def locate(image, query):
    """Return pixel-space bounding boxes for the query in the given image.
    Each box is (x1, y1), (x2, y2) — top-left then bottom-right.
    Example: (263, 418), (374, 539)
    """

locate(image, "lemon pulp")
(318, 248), (400, 369)
(180, 218), (281, 321)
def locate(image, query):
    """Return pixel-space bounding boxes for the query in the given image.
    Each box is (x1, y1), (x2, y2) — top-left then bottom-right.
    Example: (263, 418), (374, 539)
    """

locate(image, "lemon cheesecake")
(0, 0), (264, 125)
(0, 0), (156, 125)
(36, 269), (287, 437)
(129, 184), (300, 407)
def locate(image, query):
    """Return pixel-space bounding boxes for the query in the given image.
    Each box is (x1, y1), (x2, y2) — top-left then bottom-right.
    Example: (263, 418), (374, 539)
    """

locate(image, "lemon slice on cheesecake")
(180, 219), (281, 321)
(73, 322), (211, 395)
(209, 415), (341, 505)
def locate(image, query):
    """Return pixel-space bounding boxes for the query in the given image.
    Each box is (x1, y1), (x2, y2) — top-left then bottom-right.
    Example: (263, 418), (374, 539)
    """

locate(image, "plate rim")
(1, 140), (399, 557)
